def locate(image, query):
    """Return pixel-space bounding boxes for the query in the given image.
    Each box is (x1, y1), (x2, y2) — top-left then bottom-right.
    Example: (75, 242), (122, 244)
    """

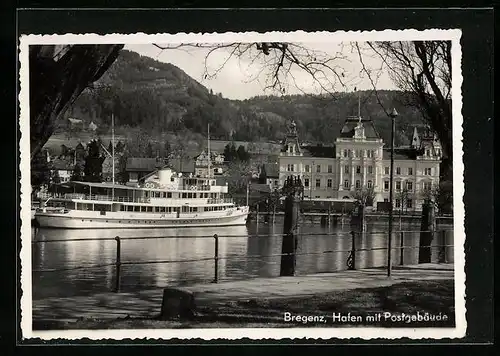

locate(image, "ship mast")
(112, 113), (115, 200)
(207, 123), (211, 179)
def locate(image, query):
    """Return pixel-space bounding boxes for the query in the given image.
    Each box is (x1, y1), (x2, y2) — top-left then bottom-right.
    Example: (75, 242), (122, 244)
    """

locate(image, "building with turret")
(278, 117), (442, 212)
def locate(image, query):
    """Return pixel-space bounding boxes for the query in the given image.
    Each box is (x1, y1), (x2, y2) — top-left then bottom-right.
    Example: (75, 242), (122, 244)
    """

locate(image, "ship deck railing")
(37, 192), (235, 205)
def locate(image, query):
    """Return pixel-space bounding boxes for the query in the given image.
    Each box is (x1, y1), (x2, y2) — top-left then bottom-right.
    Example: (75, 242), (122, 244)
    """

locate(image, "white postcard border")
(19, 29), (466, 341)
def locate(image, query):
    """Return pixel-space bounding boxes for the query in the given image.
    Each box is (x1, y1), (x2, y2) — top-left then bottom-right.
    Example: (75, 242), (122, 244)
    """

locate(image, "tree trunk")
(29, 45), (124, 161)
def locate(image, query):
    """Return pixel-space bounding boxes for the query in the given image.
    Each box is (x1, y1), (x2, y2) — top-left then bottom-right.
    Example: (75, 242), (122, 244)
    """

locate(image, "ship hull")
(35, 208), (249, 229)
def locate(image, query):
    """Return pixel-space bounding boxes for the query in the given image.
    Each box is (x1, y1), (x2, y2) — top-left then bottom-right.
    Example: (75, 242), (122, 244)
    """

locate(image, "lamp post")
(387, 108), (398, 278)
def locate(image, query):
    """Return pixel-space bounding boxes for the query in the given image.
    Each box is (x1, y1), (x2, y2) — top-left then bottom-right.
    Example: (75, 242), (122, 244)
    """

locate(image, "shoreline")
(33, 279), (455, 330)
(32, 265), (454, 330)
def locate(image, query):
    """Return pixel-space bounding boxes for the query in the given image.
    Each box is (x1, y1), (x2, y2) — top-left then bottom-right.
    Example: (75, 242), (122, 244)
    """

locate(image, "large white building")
(278, 117), (442, 212)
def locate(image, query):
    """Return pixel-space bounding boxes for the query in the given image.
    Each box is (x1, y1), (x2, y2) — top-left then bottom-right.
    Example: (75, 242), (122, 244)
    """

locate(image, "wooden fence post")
(213, 234), (219, 283)
(114, 236), (121, 292)
(439, 230), (447, 263)
(419, 201), (436, 263)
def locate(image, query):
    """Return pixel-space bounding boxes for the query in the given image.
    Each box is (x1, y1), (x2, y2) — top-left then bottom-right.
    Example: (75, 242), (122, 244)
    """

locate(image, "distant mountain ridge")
(64, 49), (425, 147)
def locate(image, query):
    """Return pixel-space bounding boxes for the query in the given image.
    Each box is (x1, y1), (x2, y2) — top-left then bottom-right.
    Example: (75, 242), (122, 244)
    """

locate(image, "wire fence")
(32, 229), (454, 292)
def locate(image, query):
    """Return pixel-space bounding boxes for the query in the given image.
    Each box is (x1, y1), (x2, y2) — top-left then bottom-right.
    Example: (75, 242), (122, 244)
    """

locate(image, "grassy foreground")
(34, 279), (455, 330)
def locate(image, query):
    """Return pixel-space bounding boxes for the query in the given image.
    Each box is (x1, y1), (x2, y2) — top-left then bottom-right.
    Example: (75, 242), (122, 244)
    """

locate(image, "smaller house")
(169, 157), (196, 176)
(75, 142), (86, 163)
(88, 121), (98, 132)
(194, 150), (225, 177)
(125, 157), (165, 184)
(259, 162), (280, 190)
(50, 158), (74, 183)
(66, 118), (84, 133)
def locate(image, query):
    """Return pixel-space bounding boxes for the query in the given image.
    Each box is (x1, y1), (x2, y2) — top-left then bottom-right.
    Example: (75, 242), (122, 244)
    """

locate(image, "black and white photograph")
(19, 29), (465, 340)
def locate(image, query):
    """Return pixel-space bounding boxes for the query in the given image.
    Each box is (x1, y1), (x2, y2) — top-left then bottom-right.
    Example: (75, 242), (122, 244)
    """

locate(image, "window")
(408, 167), (413, 176)
(356, 166), (361, 174)
(367, 150), (374, 158)
(287, 164), (294, 172)
(406, 199), (413, 209)
(170, 177), (175, 182)
(368, 165), (373, 174)
(396, 181), (401, 191)
(344, 166), (349, 174)
(343, 150), (348, 158)
(274, 180), (278, 185)
(316, 165), (321, 173)
(384, 181), (389, 191)
(424, 168), (432, 175)
(304, 178), (309, 187)
(423, 181), (432, 191)
(395, 199), (401, 208)
(315, 179), (321, 188)
(305, 164), (310, 172)
(367, 180), (373, 188)
(355, 180), (361, 189)
(396, 167), (401, 175)
(354, 150), (359, 158)
(327, 179), (332, 188)
(406, 181), (413, 191)
(344, 180), (349, 189)
(385, 166), (390, 175)
(182, 193), (187, 198)
(328, 165), (333, 173)
(426, 149), (430, 157)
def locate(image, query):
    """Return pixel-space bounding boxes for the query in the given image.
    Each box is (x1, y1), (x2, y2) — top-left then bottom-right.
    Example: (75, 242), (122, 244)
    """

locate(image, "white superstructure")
(34, 166), (249, 229)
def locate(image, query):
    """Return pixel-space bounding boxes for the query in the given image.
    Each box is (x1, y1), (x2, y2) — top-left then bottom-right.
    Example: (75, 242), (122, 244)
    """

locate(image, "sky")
(125, 42), (397, 100)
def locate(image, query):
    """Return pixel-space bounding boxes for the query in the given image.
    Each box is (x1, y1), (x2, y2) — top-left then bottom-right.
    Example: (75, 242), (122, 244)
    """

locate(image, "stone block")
(160, 288), (196, 320)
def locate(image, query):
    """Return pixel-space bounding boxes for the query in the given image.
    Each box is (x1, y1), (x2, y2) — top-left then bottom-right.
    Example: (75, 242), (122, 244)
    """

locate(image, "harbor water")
(31, 220), (454, 300)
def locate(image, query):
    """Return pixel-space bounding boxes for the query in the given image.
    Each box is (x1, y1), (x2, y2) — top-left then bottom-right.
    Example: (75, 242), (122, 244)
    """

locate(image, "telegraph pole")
(387, 108), (398, 277)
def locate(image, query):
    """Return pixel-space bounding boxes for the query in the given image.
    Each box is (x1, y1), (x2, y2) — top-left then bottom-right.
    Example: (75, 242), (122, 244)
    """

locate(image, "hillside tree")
(31, 149), (51, 187)
(84, 139), (106, 182)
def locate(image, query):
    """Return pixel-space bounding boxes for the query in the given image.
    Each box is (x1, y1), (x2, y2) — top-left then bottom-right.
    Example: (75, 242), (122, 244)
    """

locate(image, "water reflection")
(31, 222), (454, 299)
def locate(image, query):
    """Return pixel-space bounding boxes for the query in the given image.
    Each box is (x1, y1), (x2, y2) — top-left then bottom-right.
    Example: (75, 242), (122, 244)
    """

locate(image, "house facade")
(50, 158), (74, 183)
(194, 150), (225, 178)
(278, 118), (442, 212)
(126, 157), (166, 184)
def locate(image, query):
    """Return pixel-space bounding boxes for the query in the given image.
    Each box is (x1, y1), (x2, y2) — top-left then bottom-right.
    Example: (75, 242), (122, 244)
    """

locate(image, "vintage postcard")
(19, 29), (465, 341)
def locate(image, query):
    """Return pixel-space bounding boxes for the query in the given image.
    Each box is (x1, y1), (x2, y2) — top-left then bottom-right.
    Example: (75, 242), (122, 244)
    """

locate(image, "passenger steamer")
(34, 118), (248, 229)
(34, 167), (249, 229)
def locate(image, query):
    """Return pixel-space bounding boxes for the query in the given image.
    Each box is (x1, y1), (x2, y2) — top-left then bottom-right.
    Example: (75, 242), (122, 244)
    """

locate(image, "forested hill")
(64, 49), (425, 146)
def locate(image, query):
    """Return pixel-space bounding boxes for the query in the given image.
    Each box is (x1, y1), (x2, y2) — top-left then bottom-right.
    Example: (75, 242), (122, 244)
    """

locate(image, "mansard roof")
(301, 144), (336, 158)
(382, 147), (423, 160)
(340, 117), (380, 139)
